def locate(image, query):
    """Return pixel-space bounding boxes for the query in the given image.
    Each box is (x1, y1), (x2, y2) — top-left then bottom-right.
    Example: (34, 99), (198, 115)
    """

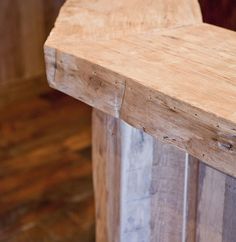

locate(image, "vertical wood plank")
(223, 176), (236, 242)
(196, 163), (236, 242)
(150, 142), (186, 242)
(196, 164), (225, 242)
(92, 109), (121, 242)
(119, 119), (154, 242)
(186, 156), (199, 242)
(92, 109), (199, 242)
(150, 146), (198, 242)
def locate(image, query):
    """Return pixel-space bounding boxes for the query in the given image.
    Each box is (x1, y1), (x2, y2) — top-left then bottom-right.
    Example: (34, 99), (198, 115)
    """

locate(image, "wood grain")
(92, 109), (121, 242)
(196, 164), (236, 242)
(150, 144), (198, 242)
(43, 1), (236, 242)
(44, 0), (236, 177)
(93, 109), (199, 242)
(47, 0), (201, 41)
(45, 0), (201, 117)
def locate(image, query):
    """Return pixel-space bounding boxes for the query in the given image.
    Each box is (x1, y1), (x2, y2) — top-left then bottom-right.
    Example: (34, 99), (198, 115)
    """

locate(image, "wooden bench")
(44, 0), (236, 241)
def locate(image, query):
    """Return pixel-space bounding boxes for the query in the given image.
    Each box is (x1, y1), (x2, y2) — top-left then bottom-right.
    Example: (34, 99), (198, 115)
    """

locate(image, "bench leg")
(92, 109), (199, 242)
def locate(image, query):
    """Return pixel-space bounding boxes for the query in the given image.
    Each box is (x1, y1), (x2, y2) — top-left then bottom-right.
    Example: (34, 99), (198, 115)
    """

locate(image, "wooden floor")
(0, 87), (94, 242)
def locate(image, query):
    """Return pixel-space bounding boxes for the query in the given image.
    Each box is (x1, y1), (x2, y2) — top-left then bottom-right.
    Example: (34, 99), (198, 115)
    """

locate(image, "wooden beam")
(44, 0), (236, 177)
(92, 109), (121, 242)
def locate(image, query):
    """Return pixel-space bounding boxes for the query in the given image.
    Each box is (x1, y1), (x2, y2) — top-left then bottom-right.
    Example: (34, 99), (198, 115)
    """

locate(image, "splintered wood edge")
(44, 6), (236, 177)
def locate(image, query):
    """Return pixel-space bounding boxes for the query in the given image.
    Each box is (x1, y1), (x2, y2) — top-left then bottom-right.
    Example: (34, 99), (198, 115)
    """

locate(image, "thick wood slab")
(44, 0), (236, 176)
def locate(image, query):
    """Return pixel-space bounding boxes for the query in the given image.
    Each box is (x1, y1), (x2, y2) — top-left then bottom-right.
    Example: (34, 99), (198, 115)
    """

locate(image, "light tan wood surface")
(45, 0), (236, 177)
(46, 0), (201, 41)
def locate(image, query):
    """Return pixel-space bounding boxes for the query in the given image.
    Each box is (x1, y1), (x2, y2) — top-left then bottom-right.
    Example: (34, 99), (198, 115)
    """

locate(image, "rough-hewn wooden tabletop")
(45, 0), (236, 176)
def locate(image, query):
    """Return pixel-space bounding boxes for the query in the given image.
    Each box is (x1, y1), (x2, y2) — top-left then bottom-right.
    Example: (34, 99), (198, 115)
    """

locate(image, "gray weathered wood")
(45, 0), (236, 177)
(93, 109), (199, 242)
(196, 164), (236, 242)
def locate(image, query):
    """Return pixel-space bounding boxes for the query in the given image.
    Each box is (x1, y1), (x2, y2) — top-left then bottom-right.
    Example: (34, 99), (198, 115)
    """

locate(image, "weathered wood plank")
(149, 144), (198, 242)
(45, 0), (236, 177)
(92, 109), (199, 242)
(186, 156), (199, 242)
(92, 109), (121, 242)
(47, 0), (202, 41)
(93, 111), (236, 242)
(196, 164), (236, 242)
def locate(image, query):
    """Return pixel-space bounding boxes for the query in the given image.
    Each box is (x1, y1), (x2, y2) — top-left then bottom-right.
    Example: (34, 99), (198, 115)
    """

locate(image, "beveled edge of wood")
(44, 36), (236, 178)
(44, 1), (236, 177)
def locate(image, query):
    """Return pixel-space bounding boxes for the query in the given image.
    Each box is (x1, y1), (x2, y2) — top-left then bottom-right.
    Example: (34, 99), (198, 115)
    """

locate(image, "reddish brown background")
(199, 0), (236, 30)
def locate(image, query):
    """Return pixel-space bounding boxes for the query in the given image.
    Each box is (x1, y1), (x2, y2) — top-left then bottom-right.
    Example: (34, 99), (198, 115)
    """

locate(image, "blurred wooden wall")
(0, 0), (65, 109)
(0, 2), (94, 241)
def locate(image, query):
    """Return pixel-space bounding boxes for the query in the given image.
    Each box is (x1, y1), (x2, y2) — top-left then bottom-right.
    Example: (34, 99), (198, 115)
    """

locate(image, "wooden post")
(93, 110), (236, 242)
(93, 109), (199, 242)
